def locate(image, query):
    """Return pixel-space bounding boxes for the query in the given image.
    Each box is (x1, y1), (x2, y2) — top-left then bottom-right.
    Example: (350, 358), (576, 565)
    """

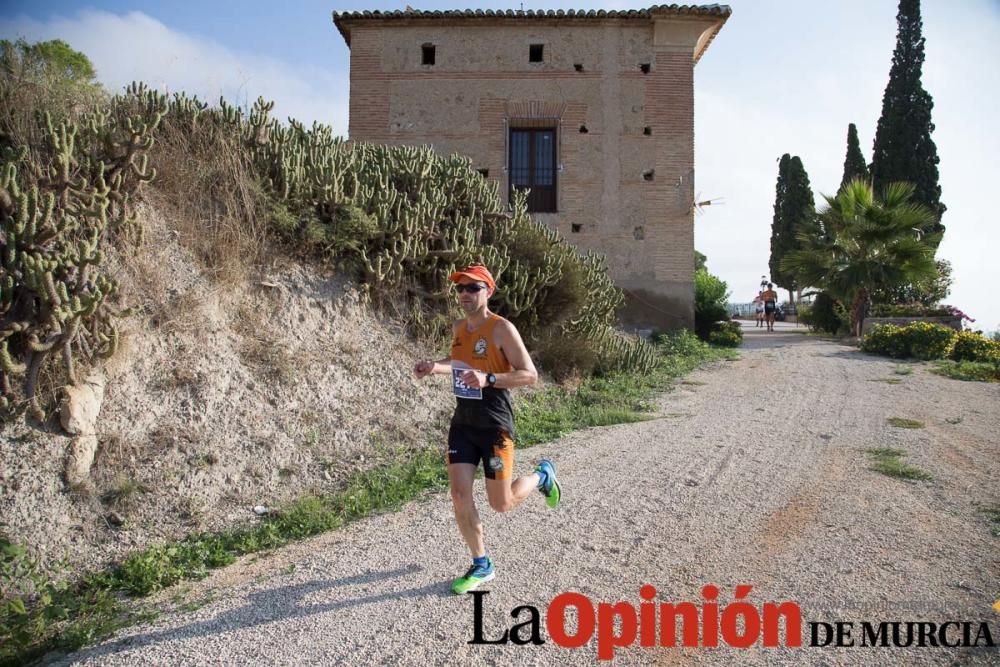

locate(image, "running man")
(761, 282), (779, 332)
(413, 264), (561, 594)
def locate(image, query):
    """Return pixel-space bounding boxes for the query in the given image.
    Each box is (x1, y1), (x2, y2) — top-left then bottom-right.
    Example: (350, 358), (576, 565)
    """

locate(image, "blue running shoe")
(451, 559), (495, 594)
(535, 459), (561, 509)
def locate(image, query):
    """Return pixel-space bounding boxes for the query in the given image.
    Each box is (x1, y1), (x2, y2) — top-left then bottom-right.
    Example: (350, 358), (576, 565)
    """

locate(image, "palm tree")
(781, 179), (938, 336)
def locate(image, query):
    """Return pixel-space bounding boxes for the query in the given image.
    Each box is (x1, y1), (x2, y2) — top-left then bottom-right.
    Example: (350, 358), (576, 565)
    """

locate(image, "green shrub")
(694, 268), (729, 340)
(950, 331), (1000, 363)
(708, 321), (743, 347)
(805, 292), (846, 335)
(862, 322), (956, 360)
(861, 324), (909, 358)
(931, 360), (1000, 383)
(1, 534), (126, 666)
(906, 322), (957, 360)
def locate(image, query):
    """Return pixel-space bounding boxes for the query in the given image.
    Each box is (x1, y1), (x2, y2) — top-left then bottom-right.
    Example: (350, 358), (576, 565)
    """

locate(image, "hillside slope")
(1, 201), (453, 574)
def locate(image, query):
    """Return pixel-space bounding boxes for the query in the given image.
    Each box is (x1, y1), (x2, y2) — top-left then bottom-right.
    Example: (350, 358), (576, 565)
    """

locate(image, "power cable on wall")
(619, 287), (690, 322)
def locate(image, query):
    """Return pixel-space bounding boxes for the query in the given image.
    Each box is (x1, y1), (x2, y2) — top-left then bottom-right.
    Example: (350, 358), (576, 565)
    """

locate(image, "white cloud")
(0, 10), (350, 133)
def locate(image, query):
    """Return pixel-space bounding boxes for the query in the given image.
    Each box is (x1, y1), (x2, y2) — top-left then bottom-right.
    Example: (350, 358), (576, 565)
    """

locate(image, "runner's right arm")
(413, 321), (459, 379)
(414, 356), (452, 378)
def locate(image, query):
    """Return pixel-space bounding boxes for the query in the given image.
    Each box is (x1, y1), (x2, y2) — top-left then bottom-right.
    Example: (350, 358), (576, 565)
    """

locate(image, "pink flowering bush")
(942, 305), (975, 324)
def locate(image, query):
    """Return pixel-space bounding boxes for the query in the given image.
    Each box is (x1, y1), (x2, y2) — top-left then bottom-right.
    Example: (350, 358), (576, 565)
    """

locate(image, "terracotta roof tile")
(333, 5), (732, 50)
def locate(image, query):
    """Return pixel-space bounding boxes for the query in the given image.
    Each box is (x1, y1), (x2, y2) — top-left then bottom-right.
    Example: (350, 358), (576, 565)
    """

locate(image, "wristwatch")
(486, 373), (497, 387)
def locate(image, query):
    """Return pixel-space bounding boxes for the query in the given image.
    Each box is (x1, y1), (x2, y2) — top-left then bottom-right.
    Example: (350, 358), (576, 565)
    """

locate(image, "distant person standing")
(753, 293), (764, 328)
(761, 283), (779, 332)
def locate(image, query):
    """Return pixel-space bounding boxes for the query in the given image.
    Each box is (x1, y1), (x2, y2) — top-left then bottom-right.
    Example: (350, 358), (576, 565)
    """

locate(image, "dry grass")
(155, 290), (211, 336)
(189, 451), (218, 469)
(146, 117), (273, 287)
(27, 355), (77, 423)
(0, 66), (107, 160)
(231, 296), (298, 384)
(150, 361), (205, 394)
(91, 428), (178, 500)
(146, 422), (200, 454)
(176, 496), (207, 527)
(100, 474), (150, 509)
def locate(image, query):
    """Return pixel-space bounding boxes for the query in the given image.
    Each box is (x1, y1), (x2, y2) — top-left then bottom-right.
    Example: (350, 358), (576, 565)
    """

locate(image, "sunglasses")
(455, 283), (487, 294)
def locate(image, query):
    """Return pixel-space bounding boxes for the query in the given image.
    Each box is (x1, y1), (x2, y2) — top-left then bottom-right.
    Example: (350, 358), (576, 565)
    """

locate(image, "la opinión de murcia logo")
(467, 585), (999, 660)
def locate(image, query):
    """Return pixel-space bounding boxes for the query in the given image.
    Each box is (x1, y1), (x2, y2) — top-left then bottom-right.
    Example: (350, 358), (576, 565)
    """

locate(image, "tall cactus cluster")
(0, 82), (165, 418)
(150, 92), (658, 375)
(1, 81), (659, 420)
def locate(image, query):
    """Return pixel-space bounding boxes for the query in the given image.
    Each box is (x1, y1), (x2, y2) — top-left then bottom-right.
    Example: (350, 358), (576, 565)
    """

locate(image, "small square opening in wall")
(477, 168), (489, 178)
(639, 63), (651, 74)
(579, 125), (588, 134)
(529, 44), (544, 63)
(574, 63), (584, 72)
(633, 226), (645, 240)
(643, 126), (652, 136)
(643, 169), (655, 181)
(571, 223), (582, 234)
(422, 44), (436, 66)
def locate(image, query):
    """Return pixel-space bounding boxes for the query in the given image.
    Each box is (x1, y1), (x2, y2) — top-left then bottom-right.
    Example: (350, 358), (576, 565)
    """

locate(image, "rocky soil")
(1, 205), (454, 574)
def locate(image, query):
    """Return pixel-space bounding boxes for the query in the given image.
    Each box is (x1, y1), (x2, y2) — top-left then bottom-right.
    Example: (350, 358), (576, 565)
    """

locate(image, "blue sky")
(2, 1), (998, 331)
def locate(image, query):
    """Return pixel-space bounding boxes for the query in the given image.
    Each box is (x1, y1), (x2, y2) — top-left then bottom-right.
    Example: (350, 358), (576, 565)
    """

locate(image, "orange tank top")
(450, 313), (514, 375)
(449, 313), (516, 435)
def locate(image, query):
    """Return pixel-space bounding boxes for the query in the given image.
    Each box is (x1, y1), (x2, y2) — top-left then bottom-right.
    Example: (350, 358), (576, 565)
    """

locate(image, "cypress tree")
(769, 154), (790, 298)
(769, 155), (816, 303)
(870, 0), (944, 239)
(840, 123), (869, 192)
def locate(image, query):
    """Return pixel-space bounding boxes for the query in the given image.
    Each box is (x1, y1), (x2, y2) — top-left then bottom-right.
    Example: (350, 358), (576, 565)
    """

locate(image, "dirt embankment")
(1, 204), (453, 574)
(51, 324), (1000, 666)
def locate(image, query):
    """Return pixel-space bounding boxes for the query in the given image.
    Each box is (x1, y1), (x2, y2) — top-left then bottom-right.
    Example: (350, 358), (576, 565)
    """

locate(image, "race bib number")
(451, 363), (482, 400)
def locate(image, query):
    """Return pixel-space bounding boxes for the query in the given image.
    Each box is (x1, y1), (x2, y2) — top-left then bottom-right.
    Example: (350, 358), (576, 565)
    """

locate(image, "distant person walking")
(762, 283), (779, 332)
(753, 293), (764, 328)
(413, 264), (561, 594)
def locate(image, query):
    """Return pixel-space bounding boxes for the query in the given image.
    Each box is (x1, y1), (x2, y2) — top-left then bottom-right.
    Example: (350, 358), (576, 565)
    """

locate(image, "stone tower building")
(333, 5), (730, 329)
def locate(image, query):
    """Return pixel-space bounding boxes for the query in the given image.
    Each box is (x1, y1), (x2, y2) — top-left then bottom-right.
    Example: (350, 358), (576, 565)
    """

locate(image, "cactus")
(0, 79), (651, 418)
(1, 81), (163, 419)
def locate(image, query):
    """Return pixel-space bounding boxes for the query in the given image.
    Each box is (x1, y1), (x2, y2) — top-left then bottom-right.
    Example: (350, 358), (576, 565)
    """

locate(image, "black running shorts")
(447, 424), (514, 481)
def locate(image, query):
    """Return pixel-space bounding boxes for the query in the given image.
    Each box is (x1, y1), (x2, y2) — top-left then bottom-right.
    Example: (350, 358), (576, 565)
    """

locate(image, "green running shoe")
(536, 458), (561, 509)
(451, 560), (495, 594)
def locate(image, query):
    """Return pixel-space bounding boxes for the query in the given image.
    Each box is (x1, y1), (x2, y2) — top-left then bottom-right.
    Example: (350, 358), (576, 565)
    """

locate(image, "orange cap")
(449, 264), (496, 291)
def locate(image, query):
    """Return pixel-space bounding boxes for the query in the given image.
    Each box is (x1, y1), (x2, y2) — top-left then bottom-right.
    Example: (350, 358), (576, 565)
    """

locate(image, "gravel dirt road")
(52, 323), (1000, 666)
